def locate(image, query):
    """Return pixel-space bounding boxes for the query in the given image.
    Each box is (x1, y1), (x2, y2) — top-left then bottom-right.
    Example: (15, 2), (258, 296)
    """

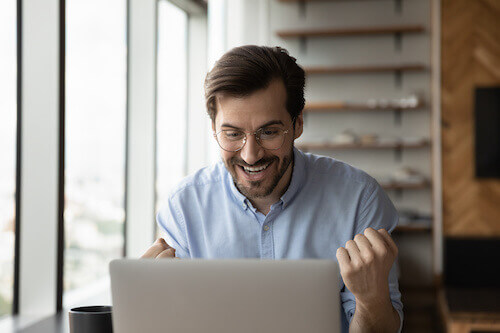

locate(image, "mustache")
(230, 156), (277, 168)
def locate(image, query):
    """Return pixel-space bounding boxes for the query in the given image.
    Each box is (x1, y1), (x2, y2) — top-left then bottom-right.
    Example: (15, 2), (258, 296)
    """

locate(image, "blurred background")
(0, 0), (499, 332)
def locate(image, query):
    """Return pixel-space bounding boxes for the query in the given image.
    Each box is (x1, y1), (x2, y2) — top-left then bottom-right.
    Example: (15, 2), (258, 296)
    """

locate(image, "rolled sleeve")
(341, 178), (404, 332)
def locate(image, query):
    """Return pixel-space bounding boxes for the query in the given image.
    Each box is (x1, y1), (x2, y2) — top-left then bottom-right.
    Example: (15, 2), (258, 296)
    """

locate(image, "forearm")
(349, 298), (400, 333)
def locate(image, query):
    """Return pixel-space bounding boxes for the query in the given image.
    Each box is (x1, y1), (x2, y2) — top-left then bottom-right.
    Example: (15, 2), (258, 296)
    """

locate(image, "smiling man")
(142, 45), (403, 332)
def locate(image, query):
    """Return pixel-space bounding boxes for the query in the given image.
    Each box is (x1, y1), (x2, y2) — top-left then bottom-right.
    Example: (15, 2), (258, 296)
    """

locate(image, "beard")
(225, 145), (294, 200)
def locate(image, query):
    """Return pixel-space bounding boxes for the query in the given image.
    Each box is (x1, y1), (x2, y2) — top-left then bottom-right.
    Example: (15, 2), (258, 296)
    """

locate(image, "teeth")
(243, 163), (270, 173)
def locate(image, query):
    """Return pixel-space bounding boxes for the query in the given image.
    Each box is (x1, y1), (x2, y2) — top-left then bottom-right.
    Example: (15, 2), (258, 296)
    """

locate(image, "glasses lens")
(257, 128), (285, 150)
(216, 130), (245, 151)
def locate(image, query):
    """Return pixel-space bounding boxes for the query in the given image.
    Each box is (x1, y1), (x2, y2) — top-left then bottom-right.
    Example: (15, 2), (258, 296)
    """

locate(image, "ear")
(293, 112), (304, 139)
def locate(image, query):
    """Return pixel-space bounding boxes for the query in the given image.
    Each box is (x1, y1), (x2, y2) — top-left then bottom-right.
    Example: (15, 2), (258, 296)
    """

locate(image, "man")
(142, 45), (403, 332)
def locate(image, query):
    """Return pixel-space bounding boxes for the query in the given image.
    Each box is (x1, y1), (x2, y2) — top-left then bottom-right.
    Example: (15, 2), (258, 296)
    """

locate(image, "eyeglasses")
(214, 127), (290, 152)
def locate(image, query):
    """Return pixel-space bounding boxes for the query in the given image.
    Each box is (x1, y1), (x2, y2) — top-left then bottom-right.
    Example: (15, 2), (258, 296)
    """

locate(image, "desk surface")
(19, 313), (68, 333)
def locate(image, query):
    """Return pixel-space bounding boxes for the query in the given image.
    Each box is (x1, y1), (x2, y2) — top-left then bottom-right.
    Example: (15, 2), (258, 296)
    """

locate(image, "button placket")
(260, 215), (274, 259)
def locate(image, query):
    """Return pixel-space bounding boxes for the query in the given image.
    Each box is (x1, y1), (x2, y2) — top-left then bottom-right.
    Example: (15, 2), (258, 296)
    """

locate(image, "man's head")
(204, 45), (305, 200)
(205, 45), (305, 123)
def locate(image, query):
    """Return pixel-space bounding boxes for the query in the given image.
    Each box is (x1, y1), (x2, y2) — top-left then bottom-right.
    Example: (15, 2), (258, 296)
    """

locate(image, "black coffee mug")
(69, 305), (113, 333)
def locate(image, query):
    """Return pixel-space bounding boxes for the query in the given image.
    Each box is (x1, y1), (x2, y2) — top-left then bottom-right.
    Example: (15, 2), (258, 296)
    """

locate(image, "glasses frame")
(213, 128), (290, 152)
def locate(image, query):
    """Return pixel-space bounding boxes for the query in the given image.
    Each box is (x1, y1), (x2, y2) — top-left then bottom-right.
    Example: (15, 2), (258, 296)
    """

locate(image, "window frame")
(1, 0), (208, 325)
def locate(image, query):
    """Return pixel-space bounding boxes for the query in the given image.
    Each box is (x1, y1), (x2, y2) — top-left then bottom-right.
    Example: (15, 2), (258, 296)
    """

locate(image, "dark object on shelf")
(475, 86), (500, 178)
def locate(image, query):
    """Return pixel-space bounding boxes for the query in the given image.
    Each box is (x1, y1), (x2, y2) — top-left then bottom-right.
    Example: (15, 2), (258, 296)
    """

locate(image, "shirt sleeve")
(340, 179), (404, 332)
(156, 194), (191, 258)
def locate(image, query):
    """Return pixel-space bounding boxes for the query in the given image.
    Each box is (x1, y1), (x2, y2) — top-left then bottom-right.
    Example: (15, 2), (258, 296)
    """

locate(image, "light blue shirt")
(157, 147), (403, 332)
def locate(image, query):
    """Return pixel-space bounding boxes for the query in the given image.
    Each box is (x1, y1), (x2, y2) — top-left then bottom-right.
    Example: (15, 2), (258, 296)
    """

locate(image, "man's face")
(213, 79), (303, 200)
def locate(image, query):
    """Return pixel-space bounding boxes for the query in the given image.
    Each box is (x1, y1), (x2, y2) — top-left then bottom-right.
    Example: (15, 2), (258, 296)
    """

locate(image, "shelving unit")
(272, 0), (436, 329)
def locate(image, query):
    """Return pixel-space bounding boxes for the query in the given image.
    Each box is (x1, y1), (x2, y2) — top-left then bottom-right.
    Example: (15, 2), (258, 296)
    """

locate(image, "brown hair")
(204, 45), (305, 123)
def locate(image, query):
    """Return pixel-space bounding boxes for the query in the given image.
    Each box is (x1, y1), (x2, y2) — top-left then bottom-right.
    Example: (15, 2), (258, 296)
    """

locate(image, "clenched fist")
(336, 227), (398, 305)
(140, 238), (179, 259)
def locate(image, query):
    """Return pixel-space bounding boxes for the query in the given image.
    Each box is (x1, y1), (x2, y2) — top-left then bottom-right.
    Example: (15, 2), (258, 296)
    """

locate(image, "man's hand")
(336, 227), (400, 332)
(336, 227), (397, 303)
(140, 238), (178, 259)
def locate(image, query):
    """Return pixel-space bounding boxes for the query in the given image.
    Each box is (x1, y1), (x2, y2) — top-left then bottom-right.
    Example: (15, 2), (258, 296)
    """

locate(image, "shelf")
(304, 64), (426, 75)
(394, 223), (432, 234)
(277, 25), (424, 38)
(296, 140), (430, 150)
(381, 181), (431, 190)
(304, 102), (425, 113)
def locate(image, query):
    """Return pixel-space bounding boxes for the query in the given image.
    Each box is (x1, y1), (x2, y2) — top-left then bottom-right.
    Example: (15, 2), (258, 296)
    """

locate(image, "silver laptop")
(110, 259), (341, 333)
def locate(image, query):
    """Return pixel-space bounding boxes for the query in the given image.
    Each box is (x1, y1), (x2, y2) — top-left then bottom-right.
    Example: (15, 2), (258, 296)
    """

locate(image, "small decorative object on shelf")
(391, 166), (426, 185)
(397, 208), (433, 226)
(359, 134), (378, 145)
(333, 129), (358, 144)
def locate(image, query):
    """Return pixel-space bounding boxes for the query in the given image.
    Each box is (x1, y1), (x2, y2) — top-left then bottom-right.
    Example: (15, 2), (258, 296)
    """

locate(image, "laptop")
(110, 259), (341, 333)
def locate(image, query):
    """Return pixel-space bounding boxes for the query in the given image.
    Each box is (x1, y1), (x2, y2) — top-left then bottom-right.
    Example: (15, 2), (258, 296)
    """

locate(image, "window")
(156, 1), (188, 218)
(0, 0), (17, 317)
(64, 0), (127, 305)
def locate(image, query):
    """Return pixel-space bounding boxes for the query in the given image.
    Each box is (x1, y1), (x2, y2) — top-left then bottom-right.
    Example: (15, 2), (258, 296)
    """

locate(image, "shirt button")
(263, 225), (270, 231)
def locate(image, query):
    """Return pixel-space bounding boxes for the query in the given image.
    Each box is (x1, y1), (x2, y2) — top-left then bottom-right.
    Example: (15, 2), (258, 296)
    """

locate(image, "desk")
(18, 313), (68, 333)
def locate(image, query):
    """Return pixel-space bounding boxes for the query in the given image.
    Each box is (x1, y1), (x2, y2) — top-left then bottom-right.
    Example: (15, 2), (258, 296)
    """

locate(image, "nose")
(239, 134), (265, 165)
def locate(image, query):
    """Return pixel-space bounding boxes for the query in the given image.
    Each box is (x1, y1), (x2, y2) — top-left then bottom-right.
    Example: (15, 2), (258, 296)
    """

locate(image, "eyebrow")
(220, 120), (285, 130)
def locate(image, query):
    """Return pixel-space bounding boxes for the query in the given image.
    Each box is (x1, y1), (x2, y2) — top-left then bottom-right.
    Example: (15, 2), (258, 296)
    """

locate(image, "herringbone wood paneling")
(442, 0), (500, 236)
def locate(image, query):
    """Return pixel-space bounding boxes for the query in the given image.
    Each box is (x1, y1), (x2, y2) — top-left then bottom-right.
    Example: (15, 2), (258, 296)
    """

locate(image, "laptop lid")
(110, 259), (341, 333)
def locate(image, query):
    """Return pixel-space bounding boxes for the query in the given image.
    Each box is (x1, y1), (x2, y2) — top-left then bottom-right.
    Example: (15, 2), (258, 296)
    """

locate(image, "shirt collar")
(227, 147), (307, 210)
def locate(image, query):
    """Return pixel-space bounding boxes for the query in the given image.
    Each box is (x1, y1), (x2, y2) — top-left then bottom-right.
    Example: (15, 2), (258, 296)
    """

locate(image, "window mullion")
(18, 0), (61, 316)
(125, 0), (158, 257)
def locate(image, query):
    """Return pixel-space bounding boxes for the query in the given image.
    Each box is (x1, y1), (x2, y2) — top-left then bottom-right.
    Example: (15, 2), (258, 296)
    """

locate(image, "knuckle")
(363, 252), (375, 263)
(378, 247), (388, 257)
(345, 240), (355, 248)
(351, 261), (362, 271)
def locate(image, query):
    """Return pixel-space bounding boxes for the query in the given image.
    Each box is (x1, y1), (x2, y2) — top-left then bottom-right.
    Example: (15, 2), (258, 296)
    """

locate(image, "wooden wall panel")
(441, 0), (500, 236)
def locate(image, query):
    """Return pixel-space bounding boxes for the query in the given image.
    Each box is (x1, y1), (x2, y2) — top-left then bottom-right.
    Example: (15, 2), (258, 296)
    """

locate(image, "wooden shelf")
(304, 102), (425, 113)
(305, 64), (426, 75)
(277, 25), (424, 38)
(381, 181), (431, 190)
(394, 224), (432, 234)
(297, 140), (430, 150)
